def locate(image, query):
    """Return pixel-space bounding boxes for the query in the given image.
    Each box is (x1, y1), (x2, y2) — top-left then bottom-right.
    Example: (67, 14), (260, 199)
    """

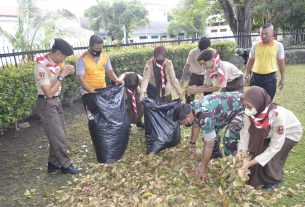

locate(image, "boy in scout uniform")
(180, 37), (212, 103)
(34, 38), (83, 174)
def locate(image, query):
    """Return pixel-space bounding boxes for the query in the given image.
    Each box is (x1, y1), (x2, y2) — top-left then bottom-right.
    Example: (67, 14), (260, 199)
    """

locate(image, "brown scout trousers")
(35, 97), (71, 168)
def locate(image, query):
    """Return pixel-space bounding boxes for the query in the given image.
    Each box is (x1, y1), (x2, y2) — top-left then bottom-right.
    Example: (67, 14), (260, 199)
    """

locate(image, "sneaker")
(48, 162), (61, 174)
(61, 165), (83, 174)
(263, 182), (282, 190)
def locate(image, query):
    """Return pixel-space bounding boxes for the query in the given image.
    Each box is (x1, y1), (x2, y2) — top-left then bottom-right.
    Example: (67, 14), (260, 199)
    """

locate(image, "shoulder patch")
(39, 72), (45, 79)
(276, 125), (284, 135)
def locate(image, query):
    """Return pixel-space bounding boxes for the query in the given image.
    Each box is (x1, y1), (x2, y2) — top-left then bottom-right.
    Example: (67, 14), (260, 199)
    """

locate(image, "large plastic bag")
(143, 98), (181, 154)
(82, 85), (129, 163)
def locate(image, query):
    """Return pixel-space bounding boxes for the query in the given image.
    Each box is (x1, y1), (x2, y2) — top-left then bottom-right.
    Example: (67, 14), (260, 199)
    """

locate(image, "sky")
(0, 0), (180, 17)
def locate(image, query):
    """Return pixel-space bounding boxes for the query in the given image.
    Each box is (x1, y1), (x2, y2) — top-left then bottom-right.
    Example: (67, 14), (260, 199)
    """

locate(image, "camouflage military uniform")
(191, 92), (244, 158)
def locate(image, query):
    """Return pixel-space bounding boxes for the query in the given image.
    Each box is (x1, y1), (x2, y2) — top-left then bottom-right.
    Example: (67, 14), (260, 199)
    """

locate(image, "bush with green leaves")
(0, 41), (236, 130)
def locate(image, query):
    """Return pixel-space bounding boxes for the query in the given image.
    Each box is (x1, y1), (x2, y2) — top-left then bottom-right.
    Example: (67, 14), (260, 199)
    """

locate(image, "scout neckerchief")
(36, 54), (59, 74)
(209, 51), (225, 84)
(153, 59), (167, 97)
(126, 88), (138, 122)
(250, 104), (278, 129)
(155, 61), (166, 89)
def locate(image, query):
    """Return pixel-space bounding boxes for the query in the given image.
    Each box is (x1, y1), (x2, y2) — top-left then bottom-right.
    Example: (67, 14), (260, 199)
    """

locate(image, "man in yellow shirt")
(76, 35), (122, 94)
(245, 23), (285, 99)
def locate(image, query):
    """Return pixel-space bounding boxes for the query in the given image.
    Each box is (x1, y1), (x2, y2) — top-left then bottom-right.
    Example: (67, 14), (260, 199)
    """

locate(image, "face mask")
(245, 107), (257, 117)
(89, 48), (101, 57)
(156, 59), (165, 65)
(128, 84), (138, 91)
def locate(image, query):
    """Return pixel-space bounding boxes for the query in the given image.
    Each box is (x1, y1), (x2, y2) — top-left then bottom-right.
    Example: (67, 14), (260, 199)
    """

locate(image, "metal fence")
(1, 30), (304, 69)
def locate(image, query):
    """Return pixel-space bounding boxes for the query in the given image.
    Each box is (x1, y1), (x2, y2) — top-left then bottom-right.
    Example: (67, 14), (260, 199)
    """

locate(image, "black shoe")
(61, 165), (83, 174)
(263, 182), (282, 190)
(136, 122), (145, 129)
(48, 162), (61, 174)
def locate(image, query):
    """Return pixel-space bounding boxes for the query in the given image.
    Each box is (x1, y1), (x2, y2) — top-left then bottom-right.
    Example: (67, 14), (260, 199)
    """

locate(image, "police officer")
(34, 38), (83, 174)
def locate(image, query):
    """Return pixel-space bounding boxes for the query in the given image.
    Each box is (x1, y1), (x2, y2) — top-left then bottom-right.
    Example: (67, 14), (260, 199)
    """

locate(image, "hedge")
(0, 41), (236, 130)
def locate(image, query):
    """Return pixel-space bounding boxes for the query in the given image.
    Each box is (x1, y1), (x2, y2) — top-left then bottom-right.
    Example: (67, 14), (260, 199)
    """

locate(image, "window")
(211, 29), (217, 33)
(139, 36), (147, 39)
(220, 29), (227, 32)
(151, 35), (159, 39)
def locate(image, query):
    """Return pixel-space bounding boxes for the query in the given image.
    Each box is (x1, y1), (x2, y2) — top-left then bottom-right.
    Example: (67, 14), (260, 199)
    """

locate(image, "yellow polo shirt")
(250, 40), (285, 74)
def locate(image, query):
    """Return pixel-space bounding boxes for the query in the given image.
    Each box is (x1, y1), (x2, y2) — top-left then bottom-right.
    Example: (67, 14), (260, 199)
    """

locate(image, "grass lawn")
(0, 64), (304, 206)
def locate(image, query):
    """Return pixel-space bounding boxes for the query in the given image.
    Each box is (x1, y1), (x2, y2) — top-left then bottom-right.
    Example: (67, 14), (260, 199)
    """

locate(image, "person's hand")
(278, 78), (284, 90)
(244, 74), (250, 86)
(186, 86), (198, 95)
(241, 159), (252, 171)
(186, 141), (196, 150)
(115, 79), (124, 85)
(139, 92), (145, 102)
(198, 163), (208, 181)
(60, 65), (75, 77)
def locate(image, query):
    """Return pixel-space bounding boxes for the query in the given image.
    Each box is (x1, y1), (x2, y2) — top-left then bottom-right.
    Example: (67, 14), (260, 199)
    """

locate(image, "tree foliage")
(85, 0), (149, 43)
(252, 0), (305, 31)
(0, 0), (77, 51)
(168, 0), (209, 36)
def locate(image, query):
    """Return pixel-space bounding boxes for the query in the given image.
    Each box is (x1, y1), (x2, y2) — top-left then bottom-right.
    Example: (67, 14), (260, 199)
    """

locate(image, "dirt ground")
(0, 100), (89, 207)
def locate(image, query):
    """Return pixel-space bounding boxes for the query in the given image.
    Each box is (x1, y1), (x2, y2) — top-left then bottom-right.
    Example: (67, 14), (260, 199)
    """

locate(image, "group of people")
(33, 23), (302, 191)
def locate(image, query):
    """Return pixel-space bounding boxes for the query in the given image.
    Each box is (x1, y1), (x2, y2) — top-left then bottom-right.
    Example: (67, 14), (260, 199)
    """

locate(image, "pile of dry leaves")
(46, 132), (302, 207)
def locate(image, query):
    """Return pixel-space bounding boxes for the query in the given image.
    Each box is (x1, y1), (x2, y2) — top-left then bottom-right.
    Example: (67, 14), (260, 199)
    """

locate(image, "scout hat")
(52, 38), (74, 56)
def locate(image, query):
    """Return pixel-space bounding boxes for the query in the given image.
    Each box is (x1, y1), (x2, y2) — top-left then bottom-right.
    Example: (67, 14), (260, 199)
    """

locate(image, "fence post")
(12, 49), (18, 68)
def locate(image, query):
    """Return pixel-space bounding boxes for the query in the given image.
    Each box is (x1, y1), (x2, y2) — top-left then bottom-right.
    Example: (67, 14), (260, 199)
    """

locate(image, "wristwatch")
(58, 76), (64, 81)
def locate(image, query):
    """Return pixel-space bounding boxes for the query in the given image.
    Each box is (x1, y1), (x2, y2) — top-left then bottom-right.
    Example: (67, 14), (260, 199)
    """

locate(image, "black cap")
(198, 37), (211, 51)
(52, 38), (74, 56)
(173, 104), (191, 121)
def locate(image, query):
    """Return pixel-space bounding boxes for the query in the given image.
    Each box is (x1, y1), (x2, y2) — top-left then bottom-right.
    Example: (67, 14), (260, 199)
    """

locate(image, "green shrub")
(0, 41), (236, 130)
(0, 63), (36, 129)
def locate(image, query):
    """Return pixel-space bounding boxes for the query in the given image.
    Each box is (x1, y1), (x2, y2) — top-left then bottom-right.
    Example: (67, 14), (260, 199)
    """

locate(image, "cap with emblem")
(52, 38), (74, 56)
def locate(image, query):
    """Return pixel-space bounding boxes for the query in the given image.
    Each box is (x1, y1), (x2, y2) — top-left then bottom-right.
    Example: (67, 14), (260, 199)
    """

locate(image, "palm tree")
(0, 0), (77, 52)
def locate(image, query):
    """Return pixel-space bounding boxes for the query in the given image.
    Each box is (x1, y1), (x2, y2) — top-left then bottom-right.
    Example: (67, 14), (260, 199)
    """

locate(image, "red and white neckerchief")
(127, 88), (138, 121)
(209, 51), (225, 84)
(36, 54), (59, 74)
(155, 61), (166, 89)
(250, 104), (278, 129)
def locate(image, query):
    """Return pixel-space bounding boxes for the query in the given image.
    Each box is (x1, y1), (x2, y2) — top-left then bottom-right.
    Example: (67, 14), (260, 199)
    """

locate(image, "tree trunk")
(218, 0), (253, 48)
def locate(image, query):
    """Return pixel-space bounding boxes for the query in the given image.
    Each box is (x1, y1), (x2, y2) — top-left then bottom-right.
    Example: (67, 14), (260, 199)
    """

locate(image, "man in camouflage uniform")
(173, 92), (244, 180)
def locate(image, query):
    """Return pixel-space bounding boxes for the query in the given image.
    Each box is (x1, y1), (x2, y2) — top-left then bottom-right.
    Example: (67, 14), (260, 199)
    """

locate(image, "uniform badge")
(39, 72), (45, 79)
(276, 125), (284, 135)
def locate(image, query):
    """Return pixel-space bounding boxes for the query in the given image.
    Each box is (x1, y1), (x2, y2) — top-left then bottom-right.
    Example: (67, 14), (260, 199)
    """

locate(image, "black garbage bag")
(143, 98), (181, 154)
(82, 85), (129, 163)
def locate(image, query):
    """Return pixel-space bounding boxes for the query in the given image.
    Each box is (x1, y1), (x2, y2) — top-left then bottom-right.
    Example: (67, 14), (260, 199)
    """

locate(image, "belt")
(37, 95), (59, 99)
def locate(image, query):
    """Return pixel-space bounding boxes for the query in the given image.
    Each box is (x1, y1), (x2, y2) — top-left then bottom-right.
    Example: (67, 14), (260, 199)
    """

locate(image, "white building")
(128, 0), (178, 43)
(0, 6), (18, 53)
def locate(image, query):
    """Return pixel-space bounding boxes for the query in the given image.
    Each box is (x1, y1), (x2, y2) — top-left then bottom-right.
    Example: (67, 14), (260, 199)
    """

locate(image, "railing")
(1, 30), (304, 69)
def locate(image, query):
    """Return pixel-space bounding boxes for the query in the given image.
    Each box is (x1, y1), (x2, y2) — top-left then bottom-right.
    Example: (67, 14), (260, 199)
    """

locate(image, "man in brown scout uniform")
(34, 38), (83, 174)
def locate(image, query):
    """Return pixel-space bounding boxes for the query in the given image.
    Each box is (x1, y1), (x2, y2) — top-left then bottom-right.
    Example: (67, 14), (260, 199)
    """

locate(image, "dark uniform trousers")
(186, 73), (212, 104)
(35, 97), (71, 168)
